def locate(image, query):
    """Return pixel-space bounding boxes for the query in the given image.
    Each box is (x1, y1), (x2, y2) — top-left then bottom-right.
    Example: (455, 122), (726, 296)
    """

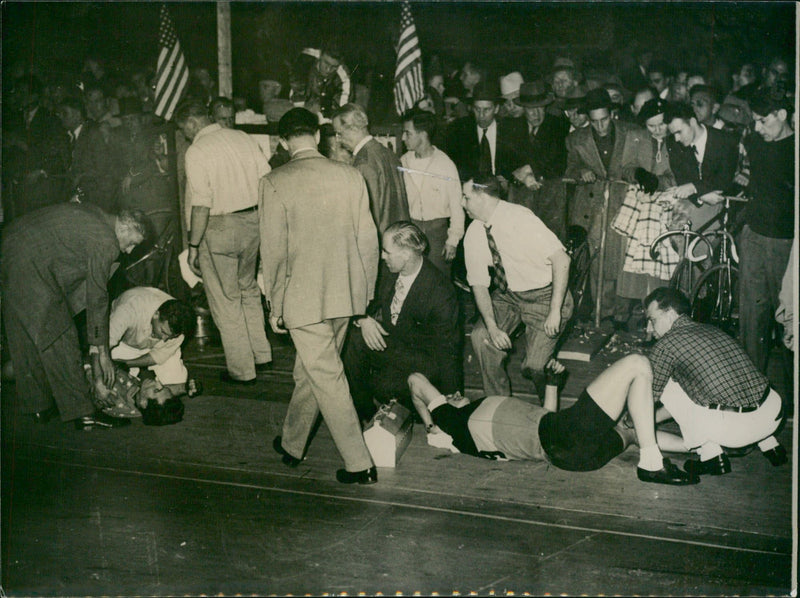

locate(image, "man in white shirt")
(174, 99), (273, 386)
(463, 175), (573, 401)
(400, 109), (464, 277)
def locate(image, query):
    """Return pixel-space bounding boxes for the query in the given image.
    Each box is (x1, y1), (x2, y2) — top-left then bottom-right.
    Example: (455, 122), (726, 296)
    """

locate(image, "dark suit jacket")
(352, 138), (410, 235)
(520, 113), (570, 180)
(71, 119), (123, 213)
(445, 115), (526, 182)
(350, 258), (462, 397)
(1, 203), (120, 350)
(667, 126), (739, 196)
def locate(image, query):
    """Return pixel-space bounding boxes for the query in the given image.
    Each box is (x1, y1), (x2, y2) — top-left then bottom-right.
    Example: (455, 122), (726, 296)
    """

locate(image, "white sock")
(638, 444), (664, 471)
(758, 436), (779, 452)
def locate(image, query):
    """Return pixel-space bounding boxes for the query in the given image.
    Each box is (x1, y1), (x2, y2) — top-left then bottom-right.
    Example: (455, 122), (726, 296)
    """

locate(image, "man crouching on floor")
(409, 355), (698, 485)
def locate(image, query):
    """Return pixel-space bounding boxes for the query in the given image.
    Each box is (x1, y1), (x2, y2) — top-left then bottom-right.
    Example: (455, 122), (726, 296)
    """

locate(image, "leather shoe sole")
(336, 466), (378, 485)
(32, 405), (59, 424)
(762, 445), (788, 467)
(273, 435), (302, 467)
(74, 411), (132, 430)
(684, 454), (731, 476)
(220, 371), (257, 386)
(638, 458), (699, 485)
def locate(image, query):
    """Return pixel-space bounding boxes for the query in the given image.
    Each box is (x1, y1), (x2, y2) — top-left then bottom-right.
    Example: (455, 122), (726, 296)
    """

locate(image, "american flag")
(394, 2), (424, 116)
(154, 4), (189, 121)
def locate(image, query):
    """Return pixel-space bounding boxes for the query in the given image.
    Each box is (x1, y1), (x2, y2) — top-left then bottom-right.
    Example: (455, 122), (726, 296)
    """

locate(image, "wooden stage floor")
(1, 323), (797, 596)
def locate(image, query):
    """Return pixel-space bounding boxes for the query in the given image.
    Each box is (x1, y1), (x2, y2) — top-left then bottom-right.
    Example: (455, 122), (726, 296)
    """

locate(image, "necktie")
(484, 225), (508, 293)
(479, 127), (492, 176)
(692, 145), (702, 178)
(390, 277), (405, 325)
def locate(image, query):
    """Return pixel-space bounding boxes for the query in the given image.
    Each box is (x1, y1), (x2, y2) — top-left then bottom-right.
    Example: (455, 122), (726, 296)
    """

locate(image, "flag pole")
(217, 1), (232, 98)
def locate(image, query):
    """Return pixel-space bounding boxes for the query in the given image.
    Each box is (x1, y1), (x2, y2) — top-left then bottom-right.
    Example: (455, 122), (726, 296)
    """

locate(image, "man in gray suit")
(2, 203), (147, 429)
(260, 108), (380, 485)
(332, 103), (410, 237)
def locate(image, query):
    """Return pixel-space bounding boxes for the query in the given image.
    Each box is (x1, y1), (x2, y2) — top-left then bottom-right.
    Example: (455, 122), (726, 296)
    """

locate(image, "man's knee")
(621, 353), (652, 381)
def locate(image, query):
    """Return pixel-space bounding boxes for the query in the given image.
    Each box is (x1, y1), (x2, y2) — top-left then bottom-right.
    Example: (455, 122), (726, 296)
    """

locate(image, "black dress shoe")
(272, 435), (302, 467)
(32, 405), (59, 424)
(255, 362), (274, 373)
(762, 445), (788, 467)
(74, 411), (132, 430)
(638, 458), (699, 485)
(220, 371), (257, 386)
(336, 466), (378, 485)
(684, 454), (731, 476)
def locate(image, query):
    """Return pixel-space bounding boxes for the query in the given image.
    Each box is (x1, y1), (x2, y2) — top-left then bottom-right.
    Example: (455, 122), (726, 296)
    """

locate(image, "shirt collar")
(476, 119), (497, 137)
(352, 134), (373, 156)
(692, 125), (708, 161)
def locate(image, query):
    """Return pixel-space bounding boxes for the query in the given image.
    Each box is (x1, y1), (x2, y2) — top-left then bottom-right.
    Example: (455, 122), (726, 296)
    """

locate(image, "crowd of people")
(1, 40), (794, 488)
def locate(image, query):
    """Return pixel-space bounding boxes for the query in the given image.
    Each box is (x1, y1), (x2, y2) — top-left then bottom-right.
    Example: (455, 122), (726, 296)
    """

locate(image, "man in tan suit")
(259, 108), (380, 485)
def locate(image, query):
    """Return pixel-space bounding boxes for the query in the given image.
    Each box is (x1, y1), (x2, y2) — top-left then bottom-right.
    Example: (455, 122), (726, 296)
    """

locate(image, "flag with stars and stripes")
(154, 4), (189, 121)
(394, 2), (424, 116)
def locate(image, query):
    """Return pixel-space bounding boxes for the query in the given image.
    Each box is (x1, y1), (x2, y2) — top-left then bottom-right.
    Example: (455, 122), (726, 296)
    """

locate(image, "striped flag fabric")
(394, 2), (424, 116)
(154, 3), (189, 121)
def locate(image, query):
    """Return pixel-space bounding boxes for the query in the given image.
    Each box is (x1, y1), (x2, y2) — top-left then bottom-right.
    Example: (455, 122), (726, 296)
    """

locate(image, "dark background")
(2, 1), (796, 121)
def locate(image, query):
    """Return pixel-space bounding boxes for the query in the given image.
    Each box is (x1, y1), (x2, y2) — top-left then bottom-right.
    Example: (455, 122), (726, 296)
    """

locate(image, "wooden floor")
(1, 320), (797, 596)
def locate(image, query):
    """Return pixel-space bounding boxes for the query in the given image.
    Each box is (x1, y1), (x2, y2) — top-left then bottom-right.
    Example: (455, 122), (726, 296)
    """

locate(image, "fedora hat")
(117, 96), (143, 117)
(563, 85), (587, 110)
(470, 80), (502, 104)
(499, 72), (524, 100)
(580, 88), (613, 113)
(514, 81), (553, 107)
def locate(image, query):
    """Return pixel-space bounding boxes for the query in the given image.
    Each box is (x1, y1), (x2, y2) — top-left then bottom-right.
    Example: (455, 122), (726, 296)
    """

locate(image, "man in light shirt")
(174, 99), (273, 386)
(463, 175), (573, 401)
(400, 109), (464, 277)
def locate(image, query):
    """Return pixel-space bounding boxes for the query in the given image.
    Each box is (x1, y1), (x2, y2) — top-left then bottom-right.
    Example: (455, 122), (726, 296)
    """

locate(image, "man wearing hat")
(565, 87), (639, 327)
(498, 71), (525, 120)
(563, 85), (590, 133)
(445, 80), (526, 184)
(509, 80), (570, 240)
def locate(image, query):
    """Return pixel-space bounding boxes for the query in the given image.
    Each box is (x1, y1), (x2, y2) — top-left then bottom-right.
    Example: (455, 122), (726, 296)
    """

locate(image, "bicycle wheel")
(690, 264), (739, 336)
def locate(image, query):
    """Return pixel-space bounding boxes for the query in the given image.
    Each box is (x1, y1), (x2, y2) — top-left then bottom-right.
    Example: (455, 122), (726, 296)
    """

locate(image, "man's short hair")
(644, 287), (691, 315)
(469, 174), (506, 200)
(331, 102), (369, 131)
(649, 59), (675, 79)
(173, 99), (208, 125)
(277, 107), (319, 139)
(689, 84), (720, 103)
(749, 91), (794, 118)
(384, 221), (429, 255)
(117, 209), (148, 239)
(209, 96), (234, 114)
(663, 101), (695, 125)
(158, 299), (197, 339)
(401, 108), (437, 140)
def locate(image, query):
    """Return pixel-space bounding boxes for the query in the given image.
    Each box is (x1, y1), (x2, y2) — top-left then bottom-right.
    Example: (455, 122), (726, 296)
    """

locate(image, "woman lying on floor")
(409, 355), (697, 486)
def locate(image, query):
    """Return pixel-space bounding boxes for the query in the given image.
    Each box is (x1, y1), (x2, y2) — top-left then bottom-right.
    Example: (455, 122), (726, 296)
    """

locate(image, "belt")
(706, 386), (770, 413)
(231, 205), (258, 214)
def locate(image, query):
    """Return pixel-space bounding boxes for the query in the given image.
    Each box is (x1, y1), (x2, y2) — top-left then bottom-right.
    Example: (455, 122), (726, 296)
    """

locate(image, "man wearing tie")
(343, 221), (462, 423)
(664, 101), (739, 232)
(462, 175), (573, 402)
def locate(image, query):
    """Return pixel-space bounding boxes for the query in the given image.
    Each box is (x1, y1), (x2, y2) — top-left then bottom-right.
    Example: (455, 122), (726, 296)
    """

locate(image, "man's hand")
(121, 174), (133, 195)
(512, 164), (533, 183)
(698, 190), (725, 205)
(359, 316), (389, 351)
(187, 246), (202, 277)
(523, 174), (543, 190)
(269, 315), (288, 335)
(544, 309), (562, 337)
(96, 347), (116, 388)
(671, 183), (697, 199)
(443, 243), (457, 262)
(580, 169), (597, 183)
(485, 323), (512, 351)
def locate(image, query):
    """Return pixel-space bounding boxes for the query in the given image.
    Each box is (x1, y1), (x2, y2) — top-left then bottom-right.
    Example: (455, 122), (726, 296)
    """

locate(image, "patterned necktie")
(390, 277), (405, 325)
(479, 127), (492, 176)
(692, 145), (702, 178)
(484, 225), (508, 293)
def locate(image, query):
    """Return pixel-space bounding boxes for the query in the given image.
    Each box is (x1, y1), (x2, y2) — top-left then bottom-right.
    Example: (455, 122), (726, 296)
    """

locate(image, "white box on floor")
(363, 399), (413, 468)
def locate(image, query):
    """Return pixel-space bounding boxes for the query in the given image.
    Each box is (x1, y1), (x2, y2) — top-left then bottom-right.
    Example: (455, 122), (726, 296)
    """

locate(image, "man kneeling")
(409, 355), (697, 485)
